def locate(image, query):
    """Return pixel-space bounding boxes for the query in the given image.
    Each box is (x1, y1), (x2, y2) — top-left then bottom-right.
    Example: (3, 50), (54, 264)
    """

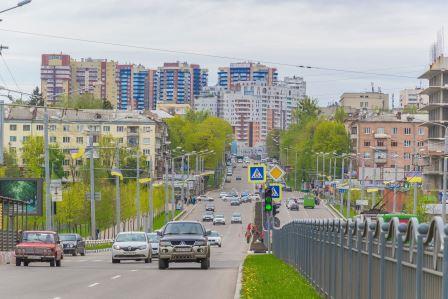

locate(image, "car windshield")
(232, 213), (241, 217)
(146, 234), (160, 242)
(22, 232), (55, 243)
(115, 233), (146, 242)
(164, 222), (204, 235)
(215, 214), (224, 218)
(59, 234), (77, 241)
(208, 231), (220, 237)
(205, 211), (213, 215)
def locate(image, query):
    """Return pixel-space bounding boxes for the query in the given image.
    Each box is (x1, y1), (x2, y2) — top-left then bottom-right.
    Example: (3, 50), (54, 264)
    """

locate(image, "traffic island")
(240, 254), (321, 299)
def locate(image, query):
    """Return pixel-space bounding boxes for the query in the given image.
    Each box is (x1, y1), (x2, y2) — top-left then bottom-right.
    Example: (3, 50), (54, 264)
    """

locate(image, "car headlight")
(159, 241), (171, 247)
(194, 240), (207, 246)
(69, 244), (74, 248)
(113, 244), (120, 250)
(137, 245), (147, 250)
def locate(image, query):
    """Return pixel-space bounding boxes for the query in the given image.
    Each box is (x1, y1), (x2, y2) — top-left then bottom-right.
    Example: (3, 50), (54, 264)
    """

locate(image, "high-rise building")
(41, 54), (71, 103)
(399, 88), (428, 110)
(217, 62), (278, 89)
(419, 56), (448, 191)
(116, 64), (155, 110)
(340, 92), (389, 111)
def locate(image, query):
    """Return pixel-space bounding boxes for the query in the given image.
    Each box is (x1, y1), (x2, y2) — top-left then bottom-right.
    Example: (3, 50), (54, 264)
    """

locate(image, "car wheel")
(112, 259), (120, 264)
(24, 261), (29, 266)
(158, 258), (168, 270)
(72, 249), (77, 256)
(80, 250), (85, 256)
(145, 257), (151, 263)
(15, 259), (21, 266)
(201, 258), (210, 270)
(218, 244), (222, 248)
(56, 259), (61, 267)
(49, 259), (55, 267)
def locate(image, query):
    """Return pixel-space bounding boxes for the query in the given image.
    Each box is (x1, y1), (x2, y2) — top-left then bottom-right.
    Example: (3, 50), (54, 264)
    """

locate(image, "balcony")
(375, 158), (387, 164)
(427, 140), (445, 154)
(423, 166), (443, 175)
(374, 133), (389, 139)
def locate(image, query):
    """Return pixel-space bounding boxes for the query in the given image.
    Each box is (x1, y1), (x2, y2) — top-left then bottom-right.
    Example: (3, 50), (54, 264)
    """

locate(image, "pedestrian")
(96, 228), (100, 240)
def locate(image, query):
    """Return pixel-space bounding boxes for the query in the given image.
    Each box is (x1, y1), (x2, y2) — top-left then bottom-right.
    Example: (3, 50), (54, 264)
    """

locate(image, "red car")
(15, 231), (63, 267)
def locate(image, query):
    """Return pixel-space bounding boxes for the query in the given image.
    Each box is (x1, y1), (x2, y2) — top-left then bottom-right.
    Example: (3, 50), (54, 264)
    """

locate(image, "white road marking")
(93, 259), (102, 262)
(88, 283), (100, 288)
(130, 269), (138, 272)
(111, 275), (121, 280)
(53, 297), (61, 299)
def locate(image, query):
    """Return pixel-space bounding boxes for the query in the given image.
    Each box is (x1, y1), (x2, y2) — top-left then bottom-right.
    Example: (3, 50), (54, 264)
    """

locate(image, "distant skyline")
(0, 0), (447, 106)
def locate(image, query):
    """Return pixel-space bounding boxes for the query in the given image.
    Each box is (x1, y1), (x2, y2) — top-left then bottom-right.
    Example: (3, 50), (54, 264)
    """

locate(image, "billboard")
(0, 178), (43, 216)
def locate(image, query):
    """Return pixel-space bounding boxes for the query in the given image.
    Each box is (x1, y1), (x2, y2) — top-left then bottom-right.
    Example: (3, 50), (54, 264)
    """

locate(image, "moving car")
(158, 221), (210, 270)
(219, 192), (228, 199)
(230, 199), (240, 206)
(147, 232), (160, 257)
(204, 196), (214, 202)
(59, 233), (86, 256)
(225, 177), (231, 183)
(205, 203), (215, 212)
(112, 231), (152, 264)
(213, 214), (226, 225)
(202, 211), (214, 222)
(231, 212), (242, 224)
(207, 231), (222, 247)
(15, 231), (63, 267)
(289, 202), (299, 211)
(236, 176), (242, 181)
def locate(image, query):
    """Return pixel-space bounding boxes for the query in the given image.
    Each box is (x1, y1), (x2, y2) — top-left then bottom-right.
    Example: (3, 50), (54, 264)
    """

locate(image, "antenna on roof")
(371, 82), (374, 92)
(392, 93), (395, 109)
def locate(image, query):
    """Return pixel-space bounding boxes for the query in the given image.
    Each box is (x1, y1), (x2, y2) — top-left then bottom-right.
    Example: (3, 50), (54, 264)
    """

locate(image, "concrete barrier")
(0, 251), (13, 265)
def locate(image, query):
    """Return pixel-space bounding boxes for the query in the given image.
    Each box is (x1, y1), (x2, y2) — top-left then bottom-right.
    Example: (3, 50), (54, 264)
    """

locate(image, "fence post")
(331, 220), (337, 299)
(416, 223), (428, 299)
(356, 222), (364, 299)
(339, 221), (346, 299)
(379, 223), (388, 299)
(367, 222), (375, 299)
(347, 221), (354, 299)
(443, 225), (448, 299)
(396, 223), (406, 299)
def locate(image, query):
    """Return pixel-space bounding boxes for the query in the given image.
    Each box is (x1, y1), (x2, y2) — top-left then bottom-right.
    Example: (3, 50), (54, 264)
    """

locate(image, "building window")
(49, 125), (56, 131)
(118, 138), (124, 144)
(391, 141), (398, 147)
(23, 124), (31, 131)
(63, 159), (70, 166)
(9, 136), (16, 142)
(103, 126), (110, 132)
(143, 138), (150, 145)
(418, 127), (424, 135)
(143, 149), (150, 155)
(63, 125), (70, 132)
(143, 126), (151, 133)
(392, 128), (398, 134)
(64, 171), (70, 178)
(404, 128), (411, 135)
(117, 126), (124, 132)
(404, 153), (411, 160)
(50, 136), (57, 143)
(404, 140), (411, 147)
(377, 140), (384, 147)
(364, 128), (371, 134)
(417, 141), (425, 147)
(363, 152), (370, 158)
(377, 128), (385, 134)
(404, 165), (411, 171)
(363, 141), (371, 147)
(63, 136), (70, 143)
(9, 124), (17, 131)
(76, 160), (83, 166)
(77, 125), (84, 132)
(76, 137), (83, 144)
(36, 124), (43, 131)
(351, 127), (357, 134)
(22, 136), (29, 142)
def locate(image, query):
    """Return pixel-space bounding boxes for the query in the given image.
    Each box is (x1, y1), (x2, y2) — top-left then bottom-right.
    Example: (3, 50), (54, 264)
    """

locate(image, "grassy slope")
(241, 254), (321, 299)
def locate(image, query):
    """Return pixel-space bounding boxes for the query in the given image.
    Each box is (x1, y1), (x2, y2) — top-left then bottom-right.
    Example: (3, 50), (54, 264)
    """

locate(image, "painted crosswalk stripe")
(111, 275), (121, 280)
(88, 283), (100, 288)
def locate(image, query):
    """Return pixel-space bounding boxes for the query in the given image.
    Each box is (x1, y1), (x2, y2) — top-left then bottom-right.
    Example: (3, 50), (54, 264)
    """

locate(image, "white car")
(219, 192), (227, 199)
(207, 231), (222, 247)
(213, 214), (226, 225)
(146, 232), (160, 257)
(112, 232), (152, 263)
(250, 194), (261, 201)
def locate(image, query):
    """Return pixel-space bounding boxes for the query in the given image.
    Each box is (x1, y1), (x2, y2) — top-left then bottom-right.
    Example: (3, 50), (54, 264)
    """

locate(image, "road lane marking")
(111, 275), (121, 280)
(88, 283), (100, 288)
(130, 269), (137, 272)
(93, 259), (103, 262)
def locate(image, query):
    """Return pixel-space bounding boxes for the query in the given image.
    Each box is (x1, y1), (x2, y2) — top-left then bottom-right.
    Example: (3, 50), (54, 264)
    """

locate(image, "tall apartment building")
(41, 54), (71, 103)
(399, 88), (429, 110)
(419, 56), (448, 191)
(156, 62), (208, 106)
(222, 78), (306, 149)
(346, 113), (428, 181)
(217, 62), (278, 89)
(116, 64), (155, 111)
(2, 105), (168, 179)
(340, 92), (389, 111)
(70, 58), (118, 106)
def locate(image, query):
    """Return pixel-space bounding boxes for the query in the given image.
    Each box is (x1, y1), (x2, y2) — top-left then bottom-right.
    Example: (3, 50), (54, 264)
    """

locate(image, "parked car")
(250, 194), (260, 201)
(213, 214), (226, 225)
(146, 232), (160, 257)
(15, 231), (63, 267)
(225, 177), (231, 183)
(205, 203), (215, 212)
(197, 195), (207, 201)
(230, 199), (240, 206)
(112, 232), (152, 264)
(231, 212), (242, 224)
(59, 233), (86, 256)
(207, 231), (222, 247)
(219, 192), (227, 199)
(202, 211), (214, 222)
(158, 221), (210, 269)
(236, 176), (242, 181)
(204, 196), (214, 202)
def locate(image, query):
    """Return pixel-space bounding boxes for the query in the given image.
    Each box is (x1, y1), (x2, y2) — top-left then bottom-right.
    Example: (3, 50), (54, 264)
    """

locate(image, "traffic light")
(273, 204), (279, 216)
(264, 187), (273, 212)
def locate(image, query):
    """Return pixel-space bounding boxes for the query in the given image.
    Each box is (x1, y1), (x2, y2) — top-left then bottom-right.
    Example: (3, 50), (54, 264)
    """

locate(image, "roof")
(351, 113), (428, 123)
(149, 110), (174, 119)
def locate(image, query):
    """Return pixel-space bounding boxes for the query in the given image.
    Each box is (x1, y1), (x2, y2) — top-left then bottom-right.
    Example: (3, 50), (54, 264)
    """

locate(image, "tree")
(292, 97), (320, 126)
(22, 136), (64, 178)
(334, 106), (347, 123)
(55, 93), (105, 109)
(266, 129), (280, 160)
(1, 149), (20, 177)
(403, 105), (418, 114)
(29, 87), (44, 106)
(102, 99), (113, 110)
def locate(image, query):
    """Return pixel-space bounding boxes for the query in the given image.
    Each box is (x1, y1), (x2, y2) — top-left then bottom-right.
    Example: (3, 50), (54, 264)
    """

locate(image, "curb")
(233, 262), (244, 299)
(0, 251), (13, 265)
(326, 203), (346, 220)
(178, 203), (199, 221)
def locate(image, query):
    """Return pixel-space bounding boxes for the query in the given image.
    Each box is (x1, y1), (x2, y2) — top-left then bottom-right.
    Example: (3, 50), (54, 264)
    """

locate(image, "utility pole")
(316, 155), (319, 187)
(115, 145), (121, 234)
(361, 157), (365, 204)
(373, 156), (377, 208)
(181, 154), (185, 210)
(0, 100), (4, 165)
(347, 159), (353, 218)
(393, 154), (398, 213)
(148, 159), (153, 232)
(333, 156), (336, 204)
(44, 104), (51, 230)
(341, 157), (345, 215)
(294, 151), (298, 191)
(89, 129), (96, 240)
(136, 150), (141, 230)
(171, 157), (175, 220)
(164, 158), (168, 225)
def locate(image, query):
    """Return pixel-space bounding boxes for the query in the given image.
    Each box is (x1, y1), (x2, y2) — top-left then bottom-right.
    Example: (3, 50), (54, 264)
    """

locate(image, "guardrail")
(85, 239), (113, 246)
(272, 216), (448, 299)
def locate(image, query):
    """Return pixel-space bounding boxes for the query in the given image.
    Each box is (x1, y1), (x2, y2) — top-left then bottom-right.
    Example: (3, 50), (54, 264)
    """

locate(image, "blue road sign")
(270, 184), (282, 203)
(248, 164), (266, 183)
(338, 188), (348, 194)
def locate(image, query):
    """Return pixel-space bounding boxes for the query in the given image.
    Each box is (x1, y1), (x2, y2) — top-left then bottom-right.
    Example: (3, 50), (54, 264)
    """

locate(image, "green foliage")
(266, 129), (280, 160)
(334, 106), (347, 123)
(29, 87), (44, 106)
(55, 93), (105, 109)
(402, 189), (437, 222)
(1, 149), (20, 177)
(403, 105), (418, 114)
(21, 136), (64, 179)
(292, 96), (320, 126)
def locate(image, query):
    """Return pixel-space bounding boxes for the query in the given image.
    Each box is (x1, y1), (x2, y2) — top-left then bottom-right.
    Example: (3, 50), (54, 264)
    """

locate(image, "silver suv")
(158, 221), (210, 270)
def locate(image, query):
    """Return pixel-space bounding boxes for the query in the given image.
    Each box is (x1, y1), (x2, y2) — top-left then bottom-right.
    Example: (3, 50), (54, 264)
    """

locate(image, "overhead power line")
(0, 53), (21, 92)
(0, 28), (417, 79)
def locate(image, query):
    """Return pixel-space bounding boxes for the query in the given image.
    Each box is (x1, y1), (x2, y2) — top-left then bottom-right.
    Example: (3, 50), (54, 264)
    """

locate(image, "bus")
(303, 194), (316, 209)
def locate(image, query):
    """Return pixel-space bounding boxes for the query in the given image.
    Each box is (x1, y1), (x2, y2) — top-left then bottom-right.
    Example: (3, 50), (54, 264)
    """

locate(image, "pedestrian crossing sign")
(270, 184), (282, 203)
(248, 164), (266, 183)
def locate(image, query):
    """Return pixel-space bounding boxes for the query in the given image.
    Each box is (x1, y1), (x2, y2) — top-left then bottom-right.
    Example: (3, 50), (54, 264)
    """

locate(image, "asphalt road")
(0, 165), (254, 299)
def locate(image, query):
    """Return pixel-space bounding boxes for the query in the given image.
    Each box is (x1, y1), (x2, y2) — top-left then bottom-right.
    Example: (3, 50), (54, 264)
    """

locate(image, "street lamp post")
(88, 129), (96, 240)
(136, 150), (141, 229)
(44, 104), (51, 230)
(347, 157), (353, 218)
(0, 0), (32, 15)
(115, 144), (121, 234)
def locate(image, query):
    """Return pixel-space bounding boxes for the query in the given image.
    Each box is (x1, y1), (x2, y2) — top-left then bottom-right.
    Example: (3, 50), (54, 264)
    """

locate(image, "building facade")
(41, 54), (71, 103)
(193, 96), (218, 116)
(400, 88), (428, 110)
(419, 56), (448, 191)
(217, 62), (278, 89)
(340, 92), (389, 111)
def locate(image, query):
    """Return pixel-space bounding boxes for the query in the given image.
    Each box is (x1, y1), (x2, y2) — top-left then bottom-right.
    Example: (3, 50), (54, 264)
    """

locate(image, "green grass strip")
(241, 254), (321, 299)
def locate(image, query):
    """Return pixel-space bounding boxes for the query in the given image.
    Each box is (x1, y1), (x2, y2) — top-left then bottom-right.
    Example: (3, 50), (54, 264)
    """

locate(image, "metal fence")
(0, 196), (28, 251)
(272, 216), (448, 299)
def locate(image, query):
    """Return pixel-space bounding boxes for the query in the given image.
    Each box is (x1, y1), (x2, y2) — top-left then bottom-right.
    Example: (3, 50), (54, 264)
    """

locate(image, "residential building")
(157, 103), (191, 116)
(116, 64), (155, 111)
(217, 62), (278, 89)
(156, 62), (207, 106)
(419, 55), (448, 191)
(3, 105), (168, 179)
(193, 96), (218, 116)
(41, 54), (71, 103)
(346, 112), (428, 181)
(340, 92), (389, 111)
(400, 88), (428, 110)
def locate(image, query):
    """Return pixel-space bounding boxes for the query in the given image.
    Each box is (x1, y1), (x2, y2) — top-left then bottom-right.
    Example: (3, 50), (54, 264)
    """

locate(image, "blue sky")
(0, 0), (447, 106)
